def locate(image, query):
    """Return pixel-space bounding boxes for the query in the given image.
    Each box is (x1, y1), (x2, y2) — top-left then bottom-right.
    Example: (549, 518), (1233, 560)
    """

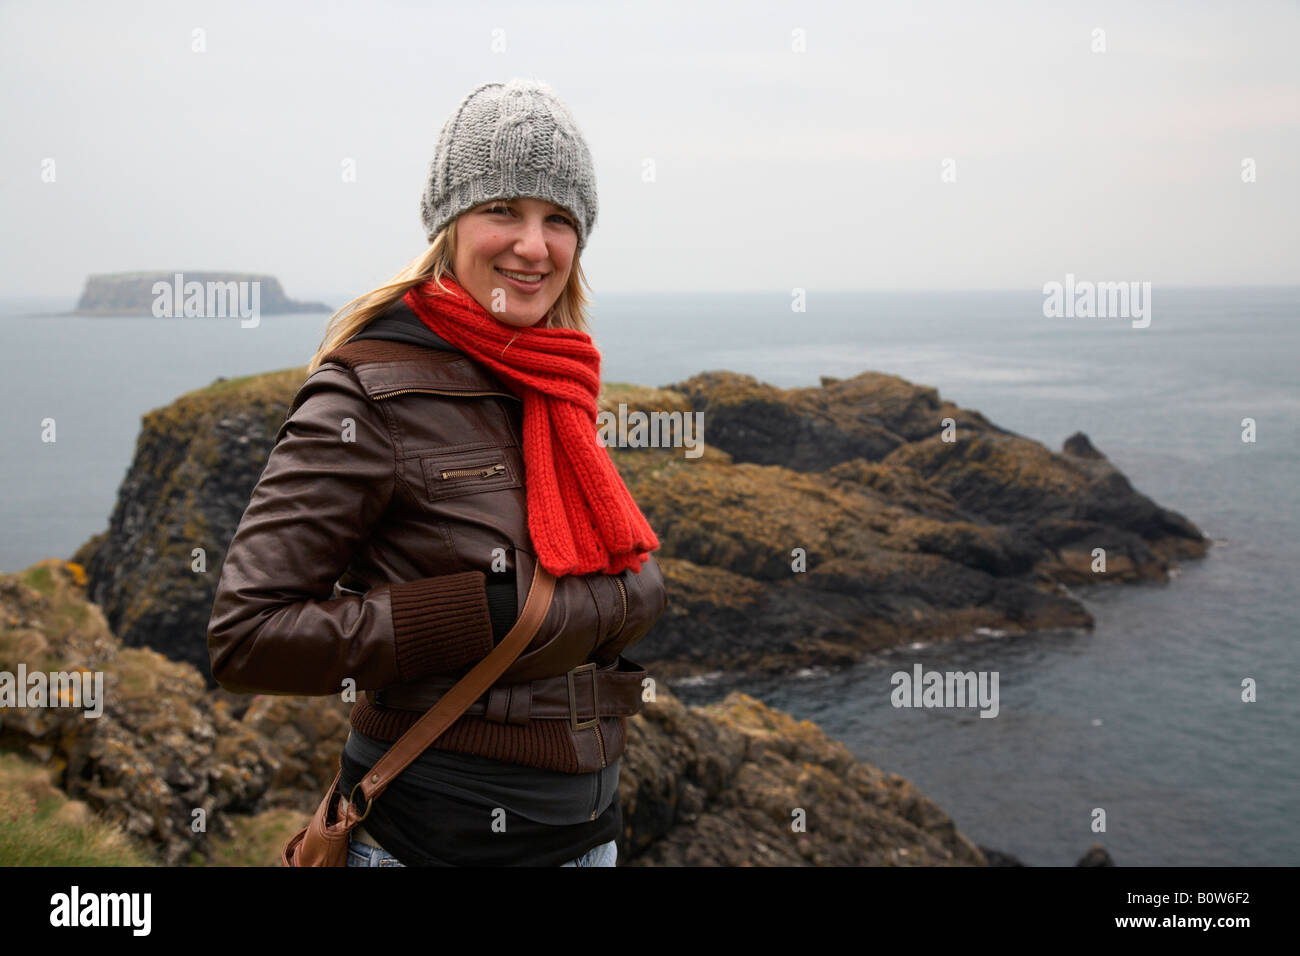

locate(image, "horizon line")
(2, 281), (1297, 305)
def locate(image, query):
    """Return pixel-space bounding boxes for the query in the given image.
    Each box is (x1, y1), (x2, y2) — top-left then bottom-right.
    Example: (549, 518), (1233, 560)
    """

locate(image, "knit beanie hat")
(419, 78), (599, 255)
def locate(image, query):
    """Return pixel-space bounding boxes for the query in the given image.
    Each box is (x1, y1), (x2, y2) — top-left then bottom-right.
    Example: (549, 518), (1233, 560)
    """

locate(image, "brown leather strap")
(346, 560), (556, 816)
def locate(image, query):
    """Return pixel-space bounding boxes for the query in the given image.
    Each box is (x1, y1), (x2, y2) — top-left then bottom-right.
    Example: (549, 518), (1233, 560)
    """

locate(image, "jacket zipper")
(590, 721), (607, 808)
(372, 379), (608, 778)
(376, 387), (516, 480)
(439, 463), (505, 480)
(590, 759), (603, 820)
(613, 576), (628, 637)
(371, 386), (521, 402)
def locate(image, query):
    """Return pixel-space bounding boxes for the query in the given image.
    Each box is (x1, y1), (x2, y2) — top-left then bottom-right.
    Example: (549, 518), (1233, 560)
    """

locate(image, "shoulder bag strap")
(346, 560), (556, 817)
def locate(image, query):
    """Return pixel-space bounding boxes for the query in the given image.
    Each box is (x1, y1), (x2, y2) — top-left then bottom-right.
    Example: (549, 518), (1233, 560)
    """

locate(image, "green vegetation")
(193, 808), (308, 867)
(0, 751), (156, 866)
(18, 565), (53, 594)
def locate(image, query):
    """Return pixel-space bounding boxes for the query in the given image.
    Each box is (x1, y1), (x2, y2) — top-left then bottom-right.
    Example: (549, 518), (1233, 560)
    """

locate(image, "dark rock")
(1077, 843), (1115, 866)
(1062, 431), (1104, 459)
(619, 685), (987, 866)
(979, 845), (1028, 866)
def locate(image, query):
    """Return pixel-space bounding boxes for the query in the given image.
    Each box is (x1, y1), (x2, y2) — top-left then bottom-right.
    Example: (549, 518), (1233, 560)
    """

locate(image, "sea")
(1, 285), (1296, 866)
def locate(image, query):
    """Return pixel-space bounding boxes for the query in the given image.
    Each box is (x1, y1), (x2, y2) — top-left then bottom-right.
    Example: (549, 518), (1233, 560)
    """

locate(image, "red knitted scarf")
(403, 274), (659, 577)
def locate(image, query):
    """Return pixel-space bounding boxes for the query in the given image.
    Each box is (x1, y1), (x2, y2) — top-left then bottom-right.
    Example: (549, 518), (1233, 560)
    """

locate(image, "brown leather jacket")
(206, 298), (668, 773)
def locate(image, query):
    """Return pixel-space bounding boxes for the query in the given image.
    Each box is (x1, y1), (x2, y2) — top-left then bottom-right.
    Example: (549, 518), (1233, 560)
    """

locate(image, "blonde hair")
(306, 218), (592, 375)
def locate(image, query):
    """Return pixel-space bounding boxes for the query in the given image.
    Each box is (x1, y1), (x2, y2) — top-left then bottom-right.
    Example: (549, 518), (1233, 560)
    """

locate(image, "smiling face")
(450, 196), (579, 328)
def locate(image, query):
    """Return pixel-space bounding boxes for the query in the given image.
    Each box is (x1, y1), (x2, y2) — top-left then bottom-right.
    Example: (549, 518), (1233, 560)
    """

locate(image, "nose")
(513, 213), (549, 262)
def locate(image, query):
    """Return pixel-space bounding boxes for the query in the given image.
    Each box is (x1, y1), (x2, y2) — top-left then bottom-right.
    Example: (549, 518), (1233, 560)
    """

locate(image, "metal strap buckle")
(348, 781), (373, 823)
(566, 661), (599, 731)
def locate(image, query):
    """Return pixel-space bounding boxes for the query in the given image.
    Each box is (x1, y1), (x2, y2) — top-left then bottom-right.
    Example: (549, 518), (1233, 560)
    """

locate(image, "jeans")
(345, 834), (618, 867)
(559, 838), (618, 867)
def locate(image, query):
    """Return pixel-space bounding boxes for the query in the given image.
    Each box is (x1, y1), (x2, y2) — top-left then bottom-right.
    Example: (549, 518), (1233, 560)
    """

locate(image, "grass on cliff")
(17, 564), (91, 647)
(190, 808), (309, 866)
(0, 751), (156, 866)
(198, 367), (305, 397)
(172, 365), (307, 412)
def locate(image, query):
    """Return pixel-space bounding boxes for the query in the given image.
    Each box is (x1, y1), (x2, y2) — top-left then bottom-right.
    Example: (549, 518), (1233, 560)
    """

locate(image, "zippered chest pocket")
(420, 447), (522, 502)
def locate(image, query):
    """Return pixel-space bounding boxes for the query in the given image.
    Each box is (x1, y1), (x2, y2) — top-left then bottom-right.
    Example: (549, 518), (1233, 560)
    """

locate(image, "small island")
(54, 272), (331, 317)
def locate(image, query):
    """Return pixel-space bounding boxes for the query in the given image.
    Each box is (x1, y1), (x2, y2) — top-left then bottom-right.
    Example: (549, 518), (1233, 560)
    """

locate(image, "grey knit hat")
(420, 78), (598, 254)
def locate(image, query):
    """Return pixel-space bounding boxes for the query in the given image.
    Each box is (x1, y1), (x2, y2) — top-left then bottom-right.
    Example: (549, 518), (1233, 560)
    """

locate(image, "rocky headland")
(1, 361), (1204, 865)
(2, 559), (1007, 866)
(73, 365), (1207, 684)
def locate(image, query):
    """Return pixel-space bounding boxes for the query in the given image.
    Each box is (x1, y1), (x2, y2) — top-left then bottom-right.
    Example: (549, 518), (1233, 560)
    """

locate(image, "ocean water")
(1, 285), (1296, 865)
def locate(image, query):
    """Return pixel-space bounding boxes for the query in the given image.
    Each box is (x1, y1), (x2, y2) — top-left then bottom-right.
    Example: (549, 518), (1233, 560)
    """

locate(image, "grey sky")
(2, 0), (1296, 299)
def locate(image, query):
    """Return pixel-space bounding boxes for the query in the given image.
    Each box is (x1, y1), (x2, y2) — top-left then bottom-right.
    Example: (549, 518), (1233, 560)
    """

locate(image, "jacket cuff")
(389, 571), (494, 681)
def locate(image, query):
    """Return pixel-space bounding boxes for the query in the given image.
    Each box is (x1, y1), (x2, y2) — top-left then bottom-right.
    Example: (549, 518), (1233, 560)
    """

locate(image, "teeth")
(498, 268), (543, 283)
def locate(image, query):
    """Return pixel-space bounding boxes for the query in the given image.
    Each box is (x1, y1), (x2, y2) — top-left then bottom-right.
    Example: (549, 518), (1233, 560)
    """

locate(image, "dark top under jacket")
(335, 303), (622, 867)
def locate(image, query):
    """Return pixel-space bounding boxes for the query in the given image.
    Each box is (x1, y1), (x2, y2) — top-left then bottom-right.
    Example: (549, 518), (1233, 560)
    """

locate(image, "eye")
(483, 203), (573, 227)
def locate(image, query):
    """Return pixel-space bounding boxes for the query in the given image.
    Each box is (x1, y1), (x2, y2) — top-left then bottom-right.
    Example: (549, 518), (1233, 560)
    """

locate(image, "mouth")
(495, 267), (547, 286)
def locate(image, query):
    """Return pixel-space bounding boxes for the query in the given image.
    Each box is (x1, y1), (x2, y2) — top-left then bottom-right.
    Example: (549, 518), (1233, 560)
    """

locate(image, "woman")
(206, 78), (667, 867)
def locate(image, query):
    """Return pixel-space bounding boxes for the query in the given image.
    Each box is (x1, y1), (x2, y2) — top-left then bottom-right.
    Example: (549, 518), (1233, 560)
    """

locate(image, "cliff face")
(70, 272), (330, 315)
(619, 679), (984, 865)
(603, 373), (1206, 678)
(0, 560), (989, 866)
(74, 367), (1208, 683)
(76, 368), (304, 680)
